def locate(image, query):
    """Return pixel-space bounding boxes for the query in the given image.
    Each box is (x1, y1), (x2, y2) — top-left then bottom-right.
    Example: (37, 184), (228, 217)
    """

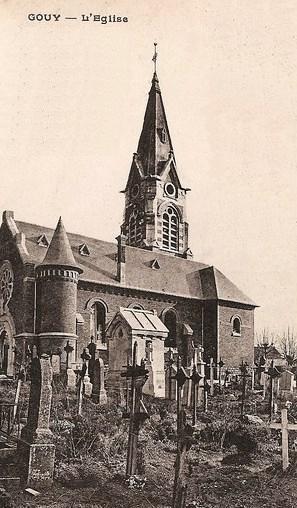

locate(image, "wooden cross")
(218, 358), (224, 393)
(167, 348), (175, 401)
(190, 365), (203, 426)
(172, 357), (192, 508)
(270, 408), (297, 470)
(209, 357), (215, 396)
(238, 361), (251, 419)
(267, 360), (281, 420)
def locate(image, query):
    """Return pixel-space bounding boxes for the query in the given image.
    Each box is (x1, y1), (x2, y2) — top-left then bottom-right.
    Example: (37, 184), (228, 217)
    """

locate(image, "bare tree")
(255, 328), (277, 347)
(277, 327), (297, 366)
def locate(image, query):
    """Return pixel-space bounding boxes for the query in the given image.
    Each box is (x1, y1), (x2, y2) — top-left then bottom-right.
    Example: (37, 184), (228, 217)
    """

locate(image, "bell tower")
(121, 45), (192, 258)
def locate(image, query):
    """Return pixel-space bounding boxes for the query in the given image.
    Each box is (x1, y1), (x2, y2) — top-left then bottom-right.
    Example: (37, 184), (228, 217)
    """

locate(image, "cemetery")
(1, 329), (297, 508)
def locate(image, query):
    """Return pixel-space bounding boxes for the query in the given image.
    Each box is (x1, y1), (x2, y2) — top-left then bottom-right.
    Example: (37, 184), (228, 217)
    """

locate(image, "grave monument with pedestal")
(18, 354), (55, 488)
(107, 307), (168, 397)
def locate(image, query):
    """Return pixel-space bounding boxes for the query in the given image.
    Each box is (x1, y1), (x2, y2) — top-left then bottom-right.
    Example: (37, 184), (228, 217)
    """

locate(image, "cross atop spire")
(152, 42), (158, 74)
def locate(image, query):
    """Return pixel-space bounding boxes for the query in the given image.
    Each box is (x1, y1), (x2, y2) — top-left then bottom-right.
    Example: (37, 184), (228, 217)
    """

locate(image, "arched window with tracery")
(128, 210), (142, 246)
(90, 302), (106, 345)
(162, 206), (179, 252)
(164, 309), (177, 348)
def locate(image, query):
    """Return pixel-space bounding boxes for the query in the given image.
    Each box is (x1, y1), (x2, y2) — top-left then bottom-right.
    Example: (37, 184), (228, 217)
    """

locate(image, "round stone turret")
(35, 217), (83, 365)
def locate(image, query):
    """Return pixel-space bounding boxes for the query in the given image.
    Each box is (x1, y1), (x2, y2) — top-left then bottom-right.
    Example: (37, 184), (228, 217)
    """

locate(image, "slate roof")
(14, 219), (256, 306)
(41, 217), (82, 272)
(118, 308), (169, 335)
(137, 72), (174, 177)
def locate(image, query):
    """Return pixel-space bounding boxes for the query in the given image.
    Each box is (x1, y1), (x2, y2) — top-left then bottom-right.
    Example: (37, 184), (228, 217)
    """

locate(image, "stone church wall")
(218, 302), (254, 367)
(76, 282), (203, 359)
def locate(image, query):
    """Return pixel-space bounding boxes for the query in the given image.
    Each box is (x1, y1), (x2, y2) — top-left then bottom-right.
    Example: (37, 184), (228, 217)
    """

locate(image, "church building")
(0, 63), (257, 377)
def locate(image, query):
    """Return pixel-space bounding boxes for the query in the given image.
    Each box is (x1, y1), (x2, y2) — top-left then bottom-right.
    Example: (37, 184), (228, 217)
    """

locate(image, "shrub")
(55, 456), (113, 487)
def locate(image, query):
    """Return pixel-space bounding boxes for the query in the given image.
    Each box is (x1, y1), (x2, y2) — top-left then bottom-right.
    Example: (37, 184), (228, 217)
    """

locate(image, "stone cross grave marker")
(270, 408), (297, 471)
(81, 348), (93, 397)
(18, 354), (55, 488)
(64, 340), (74, 370)
(64, 340), (76, 391)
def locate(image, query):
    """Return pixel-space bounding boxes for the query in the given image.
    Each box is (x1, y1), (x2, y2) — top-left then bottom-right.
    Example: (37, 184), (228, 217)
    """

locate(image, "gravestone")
(279, 370), (294, 393)
(84, 374), (93, 397)
(51, 354), (61, 375)
(18, 354), (55, 488)
(67, 368), (77, 391)
(92, 357), (107, 404)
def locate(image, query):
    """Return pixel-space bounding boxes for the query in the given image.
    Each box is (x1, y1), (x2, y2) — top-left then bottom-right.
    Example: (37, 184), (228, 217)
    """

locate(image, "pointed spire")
(136, 45), (174, 176)
(40, 217), (82, 272)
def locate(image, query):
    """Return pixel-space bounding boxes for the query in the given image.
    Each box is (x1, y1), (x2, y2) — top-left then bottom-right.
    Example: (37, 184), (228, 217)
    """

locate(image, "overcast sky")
(0, 0), (296, 334)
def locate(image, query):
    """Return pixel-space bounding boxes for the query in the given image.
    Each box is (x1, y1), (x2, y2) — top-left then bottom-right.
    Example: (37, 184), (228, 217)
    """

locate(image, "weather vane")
(152, 42), (158, 73)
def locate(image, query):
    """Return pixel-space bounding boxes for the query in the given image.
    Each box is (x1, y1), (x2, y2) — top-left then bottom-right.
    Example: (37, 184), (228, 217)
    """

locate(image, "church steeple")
(121, 47), (192, 259)
(136, 71), (174, 176)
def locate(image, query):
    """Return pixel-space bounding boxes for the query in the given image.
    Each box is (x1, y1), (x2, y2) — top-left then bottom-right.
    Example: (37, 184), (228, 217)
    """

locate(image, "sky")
(0, 0), (296, 334)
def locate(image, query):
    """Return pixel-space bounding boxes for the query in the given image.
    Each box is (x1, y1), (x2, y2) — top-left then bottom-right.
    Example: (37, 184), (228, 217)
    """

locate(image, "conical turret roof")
(40, 217), (82, 272)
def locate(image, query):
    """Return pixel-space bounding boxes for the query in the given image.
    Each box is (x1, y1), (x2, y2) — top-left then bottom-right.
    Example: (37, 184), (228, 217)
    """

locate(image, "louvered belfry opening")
(128, 211), (143, 247)
(162, 206), (179, 252)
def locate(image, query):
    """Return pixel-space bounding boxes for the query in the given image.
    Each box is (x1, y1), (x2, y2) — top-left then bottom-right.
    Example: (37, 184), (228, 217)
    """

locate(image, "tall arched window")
(164, 310), (177, 348)
(128, 211), (142, 246)
(90, 302), (106, 344)
(162, 206), (179, 252)
(231, 316), (241, 336)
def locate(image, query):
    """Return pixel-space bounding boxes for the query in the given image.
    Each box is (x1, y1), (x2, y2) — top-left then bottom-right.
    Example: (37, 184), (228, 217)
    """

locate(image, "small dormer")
(79, 243), (90, 256)
(151, 259), (161, 270)
(37, 234), (49, 248)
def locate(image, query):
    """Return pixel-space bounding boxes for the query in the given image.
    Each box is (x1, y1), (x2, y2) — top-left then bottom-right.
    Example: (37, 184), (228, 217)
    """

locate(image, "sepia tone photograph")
(0, 1), (296, 506)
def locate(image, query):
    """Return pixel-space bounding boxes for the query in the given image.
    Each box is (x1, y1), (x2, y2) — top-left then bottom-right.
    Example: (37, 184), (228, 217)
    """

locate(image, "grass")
(2, 381), (297, 507)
